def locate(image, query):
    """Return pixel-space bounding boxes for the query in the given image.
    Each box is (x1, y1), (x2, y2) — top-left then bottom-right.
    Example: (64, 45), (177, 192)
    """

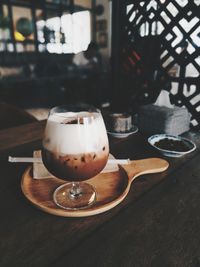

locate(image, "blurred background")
(0, 0), (112, 120)
(0, 0), (200, 130)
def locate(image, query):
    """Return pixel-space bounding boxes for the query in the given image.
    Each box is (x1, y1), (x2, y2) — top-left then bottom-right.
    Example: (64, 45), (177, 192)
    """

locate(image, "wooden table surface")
(1, 120), (200, 267)
(0, 102), (37, 130)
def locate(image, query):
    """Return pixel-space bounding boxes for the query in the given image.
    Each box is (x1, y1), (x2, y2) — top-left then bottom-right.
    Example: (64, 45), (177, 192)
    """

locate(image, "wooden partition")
(112, 0), (200, 130)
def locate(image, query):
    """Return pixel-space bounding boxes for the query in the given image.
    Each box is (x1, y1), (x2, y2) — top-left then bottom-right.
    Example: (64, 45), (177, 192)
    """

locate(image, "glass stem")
(69, 182), (82, 199)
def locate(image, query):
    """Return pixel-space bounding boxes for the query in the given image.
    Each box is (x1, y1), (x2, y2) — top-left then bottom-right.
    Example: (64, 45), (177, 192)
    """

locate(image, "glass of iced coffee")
(42, 104), (109, 210)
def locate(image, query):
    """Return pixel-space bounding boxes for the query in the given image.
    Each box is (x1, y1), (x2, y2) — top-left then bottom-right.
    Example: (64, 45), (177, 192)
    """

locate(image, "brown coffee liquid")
(42, 147), (109, 181)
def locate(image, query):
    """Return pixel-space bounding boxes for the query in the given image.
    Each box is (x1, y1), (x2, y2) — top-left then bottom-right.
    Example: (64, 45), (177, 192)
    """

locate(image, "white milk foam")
(43, 112), (108, 154)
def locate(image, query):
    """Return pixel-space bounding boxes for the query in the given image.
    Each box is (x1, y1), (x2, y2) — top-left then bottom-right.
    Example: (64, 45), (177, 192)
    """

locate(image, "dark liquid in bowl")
(154, 138), (190, 152)
(42, 147), (109, 181)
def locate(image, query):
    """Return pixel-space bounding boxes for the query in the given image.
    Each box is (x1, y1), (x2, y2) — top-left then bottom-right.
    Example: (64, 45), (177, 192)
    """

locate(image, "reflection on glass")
(47, 43), (63, 53)
(72, 11), (91, 53)
(0, 44), (4, 52)
(2, 5), (9, 17)
(36, 9), (45, 44)
(0, 0), (92, 54)
(16, 42), (35, 52)
(36, 9), (91, 54)
(0, 5), (11, 51)
(7, 43), (14, 52)
(24, 44), (35, 52)
(61, 11), (91, 53)
(38, 44), (46, 52)
(16, 43), (24, 52)
(46, 15), (60, 44)
(12, 6), (34, 42)
(0, 5), (10, 40)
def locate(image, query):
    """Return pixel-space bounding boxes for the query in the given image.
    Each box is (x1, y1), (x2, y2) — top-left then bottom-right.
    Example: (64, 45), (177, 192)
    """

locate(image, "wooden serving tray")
(21, 158), (169, 217)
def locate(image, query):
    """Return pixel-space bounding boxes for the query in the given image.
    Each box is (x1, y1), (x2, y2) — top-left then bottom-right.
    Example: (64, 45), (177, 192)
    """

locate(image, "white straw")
(107, 159), (130, 165)
(8, 156), (130, 165)
(8, 156), (42, 163)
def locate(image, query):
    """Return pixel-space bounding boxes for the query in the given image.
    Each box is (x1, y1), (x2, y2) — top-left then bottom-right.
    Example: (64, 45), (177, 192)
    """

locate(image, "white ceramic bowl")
(148, 134), (196, 157)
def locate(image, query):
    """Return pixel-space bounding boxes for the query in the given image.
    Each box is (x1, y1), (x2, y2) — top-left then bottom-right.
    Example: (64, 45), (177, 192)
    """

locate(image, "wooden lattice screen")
(112, 0), (200, 130)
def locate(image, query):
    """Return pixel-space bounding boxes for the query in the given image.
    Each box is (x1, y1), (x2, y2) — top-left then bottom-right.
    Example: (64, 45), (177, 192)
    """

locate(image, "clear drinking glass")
(42, 104), (109, 210)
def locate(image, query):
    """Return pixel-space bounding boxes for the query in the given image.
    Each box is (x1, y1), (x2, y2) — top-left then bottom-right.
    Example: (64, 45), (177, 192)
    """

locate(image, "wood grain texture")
(0, 124), (200, 267)
(0, 102), (37, 130)
(54, 152), (200, 267)
(0, 120), (46, 153)
(21, 158), (169, 217)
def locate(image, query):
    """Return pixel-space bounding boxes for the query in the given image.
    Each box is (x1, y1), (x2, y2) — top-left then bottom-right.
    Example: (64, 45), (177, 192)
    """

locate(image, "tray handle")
(122, 158), (169, 184)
